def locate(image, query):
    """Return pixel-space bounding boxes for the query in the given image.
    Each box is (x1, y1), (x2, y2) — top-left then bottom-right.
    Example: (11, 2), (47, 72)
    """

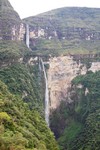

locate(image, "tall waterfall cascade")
(26, 24), (30, 48)
(41, 59), (49, 126)
(39, 57), (42, 72)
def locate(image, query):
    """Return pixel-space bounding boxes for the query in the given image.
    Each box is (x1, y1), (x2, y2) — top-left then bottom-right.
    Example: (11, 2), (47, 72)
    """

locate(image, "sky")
(9, 0), (100, 19)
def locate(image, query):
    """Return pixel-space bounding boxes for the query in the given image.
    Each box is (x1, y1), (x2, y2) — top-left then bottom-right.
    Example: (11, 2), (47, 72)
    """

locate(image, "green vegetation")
(0, 41), (29, 64)
(50, 71), (100, 150)
(0, 39), (58, 149)
(29, 39), (100, 56)
(24, 7), (100, 30)
(58, 121), (82, 150)
(0, 41), (43, 111)
(0, 63), (44, 112)
(0, 1), (100, 150)
(0, 80), (59, 150)
(24, 7), (100, 56)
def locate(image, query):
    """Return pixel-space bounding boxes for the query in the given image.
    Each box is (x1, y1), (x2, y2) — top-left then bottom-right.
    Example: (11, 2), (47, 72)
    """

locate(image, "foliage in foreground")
(0, 80), (59, 150)
(0, 63), (43, 112)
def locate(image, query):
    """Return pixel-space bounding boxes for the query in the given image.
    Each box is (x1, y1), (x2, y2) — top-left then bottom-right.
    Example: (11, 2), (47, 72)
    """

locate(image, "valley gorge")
(0, 0), (100, 150)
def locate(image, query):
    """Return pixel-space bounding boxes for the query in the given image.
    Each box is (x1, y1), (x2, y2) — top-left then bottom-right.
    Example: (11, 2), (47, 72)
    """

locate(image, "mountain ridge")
(23, 7), (100, 55)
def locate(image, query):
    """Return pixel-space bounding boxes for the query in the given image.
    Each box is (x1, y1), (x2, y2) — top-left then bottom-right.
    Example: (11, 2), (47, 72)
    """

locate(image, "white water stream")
(41, 59), (49, 126)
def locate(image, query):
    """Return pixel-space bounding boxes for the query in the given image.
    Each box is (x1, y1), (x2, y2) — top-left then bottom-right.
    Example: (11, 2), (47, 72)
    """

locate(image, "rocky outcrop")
(22, 26), (100, 41)
(48, 55), (100, 110)
(89, 62), (100, 72)
(18, 23), (26, 40)
(48, 55), (86, 109)
(0, 0), (26, 41)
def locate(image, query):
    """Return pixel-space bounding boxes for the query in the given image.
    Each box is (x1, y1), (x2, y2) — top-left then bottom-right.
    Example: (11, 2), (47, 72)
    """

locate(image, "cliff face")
(23, 7), (100, 54)
(22, 23), (100, 41)
(0, 0), (26, 41)
(24, 7), (100, 41)
(48, 55), (100, 110)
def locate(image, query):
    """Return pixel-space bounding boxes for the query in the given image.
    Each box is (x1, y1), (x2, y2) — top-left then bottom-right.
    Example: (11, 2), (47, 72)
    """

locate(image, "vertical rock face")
(26, 24), (30, 48)
(18, 23), (26, 41)
(48, 55), (86, 110)
(48, 55), (100, 110)
(0, 0), (25, 41)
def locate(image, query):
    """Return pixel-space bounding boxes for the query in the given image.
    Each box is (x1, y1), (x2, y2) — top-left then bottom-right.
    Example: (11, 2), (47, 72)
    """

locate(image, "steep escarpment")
(48, 55), (100, 110)
(24, 7), (100, 55)
(48, 55), (100, 149)
(54, 71), (100, 150)
(0, 0), (21, 40)
(48, 55), (86, 109)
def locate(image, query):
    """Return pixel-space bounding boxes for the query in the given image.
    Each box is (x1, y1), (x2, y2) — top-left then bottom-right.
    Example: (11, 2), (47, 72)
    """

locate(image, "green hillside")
(0, 80), (58, 150)
(0, 39), (59, 150)
(23, 7), (100, 56)
(0, 1), (59, 150)
(25, 7), (100, 29)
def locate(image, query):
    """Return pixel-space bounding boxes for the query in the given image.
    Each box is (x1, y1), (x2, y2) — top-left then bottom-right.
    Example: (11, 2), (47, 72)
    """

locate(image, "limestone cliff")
(0, 0), (25, 41)
(24, 7), (100, 41)
(48, 55), (100, 110)
(23, 7), (100, 54)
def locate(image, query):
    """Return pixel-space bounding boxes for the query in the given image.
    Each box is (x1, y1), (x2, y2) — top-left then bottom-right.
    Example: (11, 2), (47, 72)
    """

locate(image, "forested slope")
(0, 80), (58, 150)
(51, 71), (100, 150)
(0, 1), (59, 149)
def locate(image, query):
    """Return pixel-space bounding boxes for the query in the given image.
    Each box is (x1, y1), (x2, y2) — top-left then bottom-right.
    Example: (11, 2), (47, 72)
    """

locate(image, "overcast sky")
(9, 0), (100, 18)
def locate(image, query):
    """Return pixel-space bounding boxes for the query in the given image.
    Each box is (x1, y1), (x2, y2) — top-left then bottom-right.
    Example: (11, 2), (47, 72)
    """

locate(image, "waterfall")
(26, 24), (29, 48)
(41, 58), (49, 126)
(39, 57), (42, 72)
